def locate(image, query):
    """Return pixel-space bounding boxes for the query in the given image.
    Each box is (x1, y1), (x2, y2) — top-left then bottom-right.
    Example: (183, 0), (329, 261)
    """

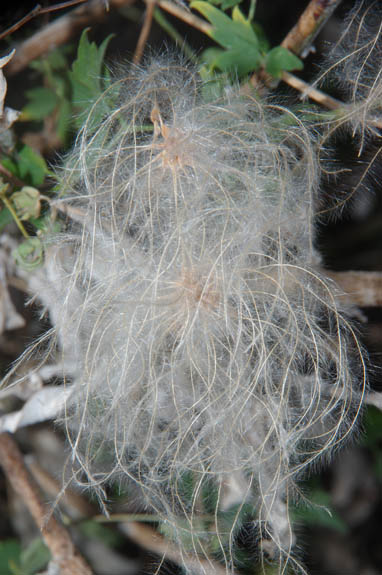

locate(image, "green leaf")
(291, 489), (348, 534)
(0, 207), (13, 230)
(202, 45), (262, 76)
(1, 157), (19, 177)
(57, 98), (72, 144)
(13, 238), (44, 271)
(192, 1), (259, 48)
(0, 540), (22, 575)
(19, 538), (50, 575)
(265, 46), (303, 78)
(17, 146), (49, 187)
(79, 521), (124, 548)
(192, 1), (263, 75)
(220, 0), (242, 10)
(252, 21), (270, 52)
(69, 29), (113, 125)
(22, 87), (58, 121)
(11, 187), (41, 221)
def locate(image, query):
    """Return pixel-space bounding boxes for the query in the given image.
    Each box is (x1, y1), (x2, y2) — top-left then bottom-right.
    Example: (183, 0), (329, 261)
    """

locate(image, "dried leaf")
(0, 385), (73, 433)
(0, 50), (19, 132)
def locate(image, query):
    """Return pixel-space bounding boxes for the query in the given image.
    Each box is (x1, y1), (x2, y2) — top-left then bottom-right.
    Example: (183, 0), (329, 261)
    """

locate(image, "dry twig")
(281, 70), (343, 110)
(326, 270), (382, 307)
(157, 0), (211, 35)
(133, 0), (156, 64)
(6, 0), (135, 76)
(0, 1), (89, 42)
(281, 0), (342, 57)
(0, 432), (93, 575)
(123, 521), (230, 575)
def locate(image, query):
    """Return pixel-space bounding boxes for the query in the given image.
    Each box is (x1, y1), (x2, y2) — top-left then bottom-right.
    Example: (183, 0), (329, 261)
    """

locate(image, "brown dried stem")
(0, 432), (93, 575)
(0, 1), (89, 42)
(281, 70), (344, 110)
(157, 0), (211, 35)
(326, 270), (382, 307)
(133, 0), (156, 64)
(123, 521), (230, 575)
(281, 0), (343, 57)
(6, 0), (135, 76)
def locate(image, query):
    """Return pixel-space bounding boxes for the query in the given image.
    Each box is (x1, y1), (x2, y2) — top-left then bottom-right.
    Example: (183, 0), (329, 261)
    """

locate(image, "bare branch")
(281, 0), (342, 57)
(133, 0), (156, 64)
(0, 432), (93, 575)
(281, 70), (344, 110)
(122, 521), (230, 575)
(6, 0), (135, 76)
(157, 0), (211, 35)
(326, 270), (382, 307)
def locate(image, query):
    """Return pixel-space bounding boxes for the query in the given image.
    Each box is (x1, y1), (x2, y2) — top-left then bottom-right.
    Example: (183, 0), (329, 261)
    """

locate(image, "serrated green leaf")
(204, 45), (262, 75)
(23, 87), (58, 121)
(265, 46), (303, 78)
(0, 540), (21, 575)
(13, 238), (44, 271)
(192, 2), (262, 76)
(12, 187), (41, 221)
(69, 29), (113, 125)
(18, 146), (49, 187)
(19, 538), (50, 575)
(191, 1), (259, 48)
(0, 207), (13, 230)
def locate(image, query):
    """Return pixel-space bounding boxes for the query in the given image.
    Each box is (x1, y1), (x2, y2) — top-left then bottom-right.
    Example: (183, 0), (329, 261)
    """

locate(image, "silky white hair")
(16, 56), (366, 573)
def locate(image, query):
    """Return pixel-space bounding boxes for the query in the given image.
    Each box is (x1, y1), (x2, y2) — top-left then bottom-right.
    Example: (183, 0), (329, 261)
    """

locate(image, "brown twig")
(133, 0), (156, 64)
(281, 70), (344, 110)
(6, 0), (134, 76)
(326, 270), (382, 307)
(0, 163), (24, 188)
(123, 521), (230, 575)
(157, 0), (211, 35)
(281, 0), (343, 57)
(26, 456), (95, 519)
(0, 0), (88, 42)
(0, 432), (93, 575)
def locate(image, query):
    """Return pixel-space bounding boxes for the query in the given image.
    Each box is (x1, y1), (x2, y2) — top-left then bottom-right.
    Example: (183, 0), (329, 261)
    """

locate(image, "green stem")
(0, 192), (30, 239)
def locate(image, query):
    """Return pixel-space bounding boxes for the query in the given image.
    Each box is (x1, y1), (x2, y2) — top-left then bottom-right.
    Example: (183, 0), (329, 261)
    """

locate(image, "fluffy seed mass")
(26, 58), (365, 571)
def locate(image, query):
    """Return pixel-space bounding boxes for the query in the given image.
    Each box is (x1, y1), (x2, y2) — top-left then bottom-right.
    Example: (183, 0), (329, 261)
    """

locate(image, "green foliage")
(362, 406), (382, 479)
(291, 488), (348, 534)
(0, 540), (22, 575)
(265, 46), (303, 78)
(17, 146), (49, 188)
(11, 187), (41, 221)
(13, 237), (44, 270)
(1, 147), (49, 188)
(69, 28), (113, 128)
(0, 539), (50, 575)
(23, 87), (58, 121)
(23, 47), (74, 145)
(79, 520), (125, 548)
(0, 206), (13, 231)
(192, 2), (263, 76)
(192, 1), (302, 78)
